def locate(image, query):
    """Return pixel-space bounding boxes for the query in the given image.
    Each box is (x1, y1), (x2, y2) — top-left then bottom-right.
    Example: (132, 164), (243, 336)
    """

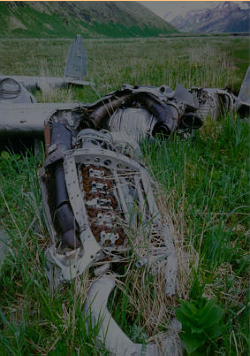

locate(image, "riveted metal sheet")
(63, 153), (88, 230)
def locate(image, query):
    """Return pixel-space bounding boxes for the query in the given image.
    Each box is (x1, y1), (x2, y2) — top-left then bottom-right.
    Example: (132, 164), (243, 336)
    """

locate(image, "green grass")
(142, 116), (250, 354)
(0, 36), (249, 355)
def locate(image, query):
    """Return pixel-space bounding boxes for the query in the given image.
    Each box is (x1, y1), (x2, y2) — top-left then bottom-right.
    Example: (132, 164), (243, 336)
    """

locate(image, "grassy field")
(0, 36), (249, 355)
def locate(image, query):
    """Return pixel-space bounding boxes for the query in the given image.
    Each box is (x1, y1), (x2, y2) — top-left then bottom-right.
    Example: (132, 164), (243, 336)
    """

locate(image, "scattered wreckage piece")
(106, 83), (202, 141)
(190, 87), (234, 121)
(39, 107), (181, 354)
(189, 65), (250, 120)
(0, 75), (94, 97)
(1, 66), (249, 140)
(1, 32), (249, 354)
(84, 275), (182, 356)
(64, 34), (87, 80)
(34, 65), (249, 354)
(0, 82), (204, 140)
(0, 34), (93, 105)
(40, 125), (171, 284)
(0, 103), (81, 137)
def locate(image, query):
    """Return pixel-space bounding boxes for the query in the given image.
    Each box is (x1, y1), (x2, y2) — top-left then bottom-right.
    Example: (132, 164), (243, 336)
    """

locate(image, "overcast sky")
(139, 1), (242, 19)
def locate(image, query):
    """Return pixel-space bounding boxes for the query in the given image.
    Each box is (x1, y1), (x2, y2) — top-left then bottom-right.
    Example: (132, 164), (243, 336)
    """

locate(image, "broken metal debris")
(36, 65), (250, 352)
(1, 34), (249, 355)
(39, 102), (182, 354)
(0, 34), (93, 107)
(1, 69), (249, 139)
(84, 275), (182, 356)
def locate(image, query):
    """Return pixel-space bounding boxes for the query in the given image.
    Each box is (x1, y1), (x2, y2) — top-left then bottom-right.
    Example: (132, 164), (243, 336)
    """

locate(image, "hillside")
(0, 1), (177, 38)
(164, 1), (250, 33)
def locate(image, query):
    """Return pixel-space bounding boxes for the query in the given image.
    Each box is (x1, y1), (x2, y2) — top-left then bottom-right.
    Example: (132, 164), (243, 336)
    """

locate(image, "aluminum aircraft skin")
(0, 35), (250, 356)
(0, 35), (93, 137)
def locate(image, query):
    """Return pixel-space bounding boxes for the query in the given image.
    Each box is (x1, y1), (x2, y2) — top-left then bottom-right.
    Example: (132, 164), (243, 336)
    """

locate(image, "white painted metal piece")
(0, 103), (80, 136)
(84, 275), (182, 356)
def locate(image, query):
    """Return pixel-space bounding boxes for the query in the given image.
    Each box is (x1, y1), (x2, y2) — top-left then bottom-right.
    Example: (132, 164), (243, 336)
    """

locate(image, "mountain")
(164, 1), (250, 33)
(0, 1), (177, 38)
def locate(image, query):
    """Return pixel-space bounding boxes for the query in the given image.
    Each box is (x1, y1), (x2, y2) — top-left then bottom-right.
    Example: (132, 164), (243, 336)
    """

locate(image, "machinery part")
(190, 88), (234, 120)
(40, 116), (180, 351)
(86, 90), (134, 129)
(49, 120), (81, 249)
(108, 107), (201, 144)
(84, 275), (183, 356)
(86, 85), (196, 137)
(173, 83), (198, 109)
(41, 128), (170, 287)
(50, 120), (72, 152)
(108, 107), (156, 141)
(1, 65), (249, 141)
(108, 100), (181, 143)
(136, 92), (178, 135)
(179, 113), (203, 129)
(121, 83), (198, 110)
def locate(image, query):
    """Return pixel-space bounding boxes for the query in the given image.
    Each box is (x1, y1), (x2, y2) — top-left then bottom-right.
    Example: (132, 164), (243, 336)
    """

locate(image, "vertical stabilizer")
(64, 35), (87, 80)
(239, 66), (250, 104)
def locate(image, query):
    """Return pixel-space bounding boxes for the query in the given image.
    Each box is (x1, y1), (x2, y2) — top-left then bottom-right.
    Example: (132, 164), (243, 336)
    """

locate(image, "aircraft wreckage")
(0, 35), (249, 355)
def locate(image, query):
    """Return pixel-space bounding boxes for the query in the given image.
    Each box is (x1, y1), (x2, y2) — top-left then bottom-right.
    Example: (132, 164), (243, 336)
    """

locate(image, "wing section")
(0, 103), (80, 137)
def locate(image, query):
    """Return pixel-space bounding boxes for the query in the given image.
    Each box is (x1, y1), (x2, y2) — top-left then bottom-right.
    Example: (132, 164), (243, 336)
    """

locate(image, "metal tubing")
(180, 113), (203, 129)
(88, 91), (134, 128)
(138, 92), (178, 135)
(50, 121), (80, 248)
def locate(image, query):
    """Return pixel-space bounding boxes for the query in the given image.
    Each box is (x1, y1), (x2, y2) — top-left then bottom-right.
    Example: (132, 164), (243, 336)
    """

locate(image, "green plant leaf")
(206, 323), (223, 339)
(199, 299), (223, 329)
(182, 332), (206, 354)
(176, 305), (199, 330)
(176, 301), (198, 319)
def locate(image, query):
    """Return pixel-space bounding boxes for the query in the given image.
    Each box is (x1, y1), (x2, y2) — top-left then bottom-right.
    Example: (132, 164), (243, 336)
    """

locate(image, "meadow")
(0, 35), (249, 355)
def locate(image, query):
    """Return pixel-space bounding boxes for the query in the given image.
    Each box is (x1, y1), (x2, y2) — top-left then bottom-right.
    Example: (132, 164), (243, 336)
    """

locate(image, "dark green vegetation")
(0, 1), (176, 38)
(176, 299), (224, 354)
(0, 36), (249, 355)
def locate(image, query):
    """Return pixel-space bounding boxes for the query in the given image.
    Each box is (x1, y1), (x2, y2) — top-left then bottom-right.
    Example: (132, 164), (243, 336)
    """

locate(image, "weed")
(176, 298), (224, 355)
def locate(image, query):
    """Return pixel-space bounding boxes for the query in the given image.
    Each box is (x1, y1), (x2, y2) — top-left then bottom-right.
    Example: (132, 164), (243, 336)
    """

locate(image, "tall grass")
(0, 36), (249, 355)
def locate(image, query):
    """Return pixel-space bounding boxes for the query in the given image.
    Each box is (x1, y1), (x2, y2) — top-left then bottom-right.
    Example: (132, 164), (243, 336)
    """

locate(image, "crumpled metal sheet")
(190, 87), (234, 120)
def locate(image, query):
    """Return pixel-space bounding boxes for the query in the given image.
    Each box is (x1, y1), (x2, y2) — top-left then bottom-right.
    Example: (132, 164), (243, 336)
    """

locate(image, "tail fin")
(64, 34), (87, 80)
(238, 66), (250, 104)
